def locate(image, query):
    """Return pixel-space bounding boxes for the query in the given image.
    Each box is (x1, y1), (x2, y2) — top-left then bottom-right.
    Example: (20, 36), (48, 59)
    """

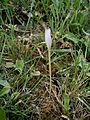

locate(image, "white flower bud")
(45, 28), (52, 49)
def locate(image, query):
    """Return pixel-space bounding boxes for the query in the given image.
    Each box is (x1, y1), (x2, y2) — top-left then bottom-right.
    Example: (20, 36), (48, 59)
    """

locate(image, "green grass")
(0, 0), (90, 120)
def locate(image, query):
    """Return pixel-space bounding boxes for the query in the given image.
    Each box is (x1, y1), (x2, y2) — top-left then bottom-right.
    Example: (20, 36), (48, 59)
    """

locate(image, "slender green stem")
(48, 48), (52, 93)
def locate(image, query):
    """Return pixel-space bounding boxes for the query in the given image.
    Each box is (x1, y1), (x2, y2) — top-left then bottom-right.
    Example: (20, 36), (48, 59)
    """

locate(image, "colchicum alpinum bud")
(45, 28), (52, 49)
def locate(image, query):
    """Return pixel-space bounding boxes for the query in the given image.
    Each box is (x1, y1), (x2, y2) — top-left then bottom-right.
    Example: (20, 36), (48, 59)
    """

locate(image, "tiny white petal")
(45, 28), (52, 49)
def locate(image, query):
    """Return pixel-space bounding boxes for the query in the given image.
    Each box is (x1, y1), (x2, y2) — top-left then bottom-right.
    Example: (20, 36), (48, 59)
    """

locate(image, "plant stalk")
(48, 48), (52, 93)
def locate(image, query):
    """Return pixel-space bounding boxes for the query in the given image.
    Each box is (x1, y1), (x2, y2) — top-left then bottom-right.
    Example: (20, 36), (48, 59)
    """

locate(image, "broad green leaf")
(0, 107), (6, 120)
(0, 86), (10, 97)
(78, 12), (86, 25)
(65, 32), (80, 44)
(52, 49), (71, 53)
(15, 59), (24, 73)
(0, 78), (10, 87)
(63, 93), (70, 112)
(74, 0), (81, 10)
(1, 0), (9, 4)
